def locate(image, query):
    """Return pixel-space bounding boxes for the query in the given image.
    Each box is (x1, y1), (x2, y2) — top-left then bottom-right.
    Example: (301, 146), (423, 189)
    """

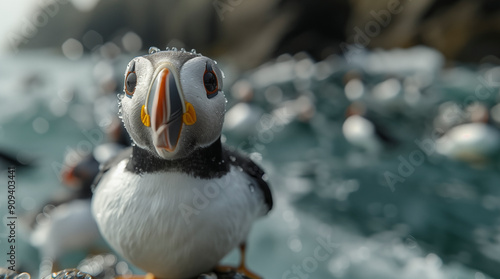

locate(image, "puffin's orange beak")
(146, 67), (196, 152)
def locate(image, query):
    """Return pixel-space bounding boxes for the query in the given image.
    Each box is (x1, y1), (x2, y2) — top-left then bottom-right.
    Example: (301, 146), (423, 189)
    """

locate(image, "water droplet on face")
(136, 167), (144, 176)
(229, 156), (236, 162)
(16, 272), (31, 279)
(249, 184), (255, 192)
(149, 46), (160, 54)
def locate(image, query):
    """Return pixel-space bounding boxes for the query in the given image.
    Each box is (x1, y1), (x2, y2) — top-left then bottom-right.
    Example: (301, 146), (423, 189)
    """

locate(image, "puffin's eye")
(203, 62), (218, 98)
(125, 61), (137, 97)
(126, 72), (137, 94)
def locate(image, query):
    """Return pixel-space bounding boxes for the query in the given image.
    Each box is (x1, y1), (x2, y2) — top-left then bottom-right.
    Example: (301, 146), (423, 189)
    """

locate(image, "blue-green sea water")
(1, 47), (500, 279)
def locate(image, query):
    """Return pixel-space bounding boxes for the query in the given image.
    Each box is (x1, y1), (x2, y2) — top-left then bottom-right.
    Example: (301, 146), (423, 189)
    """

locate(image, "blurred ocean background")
(1, 0), (500, 279)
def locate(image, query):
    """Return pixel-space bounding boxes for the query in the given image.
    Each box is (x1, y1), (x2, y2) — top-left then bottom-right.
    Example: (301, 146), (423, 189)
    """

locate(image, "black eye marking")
(125, 61), (137, 98)
(203, 62), (218, 99)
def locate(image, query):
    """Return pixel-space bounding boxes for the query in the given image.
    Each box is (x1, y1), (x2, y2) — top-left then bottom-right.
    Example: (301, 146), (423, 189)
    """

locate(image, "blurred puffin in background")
(29, 122), (129, 277)
(435, 102), (500, 164)
(29, 152), (102, 277)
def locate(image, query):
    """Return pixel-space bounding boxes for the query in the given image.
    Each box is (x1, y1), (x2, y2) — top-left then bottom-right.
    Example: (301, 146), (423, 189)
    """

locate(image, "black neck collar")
(126, 138), (230, 179)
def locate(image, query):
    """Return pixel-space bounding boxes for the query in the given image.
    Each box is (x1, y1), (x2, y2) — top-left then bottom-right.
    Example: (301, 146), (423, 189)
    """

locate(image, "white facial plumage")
(119, 50), (226, 160)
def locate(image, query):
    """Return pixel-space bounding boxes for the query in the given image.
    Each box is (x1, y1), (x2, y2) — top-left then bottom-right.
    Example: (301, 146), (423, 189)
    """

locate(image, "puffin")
(91, 47), (273, 279)
(435, 103), (500, 164)
(29, 153), (102, 277)
(342, 102), (397, 154)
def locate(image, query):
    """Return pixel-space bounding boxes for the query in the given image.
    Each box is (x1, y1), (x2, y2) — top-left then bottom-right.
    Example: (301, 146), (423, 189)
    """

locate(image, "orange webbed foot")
(235, 266), (261, 279)
(215, 243), (262, 279)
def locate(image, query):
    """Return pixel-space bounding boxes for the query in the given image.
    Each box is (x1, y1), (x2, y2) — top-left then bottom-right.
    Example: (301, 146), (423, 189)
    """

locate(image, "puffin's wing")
(223, 146), (273, 212)
(91, 147), (133, 192)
